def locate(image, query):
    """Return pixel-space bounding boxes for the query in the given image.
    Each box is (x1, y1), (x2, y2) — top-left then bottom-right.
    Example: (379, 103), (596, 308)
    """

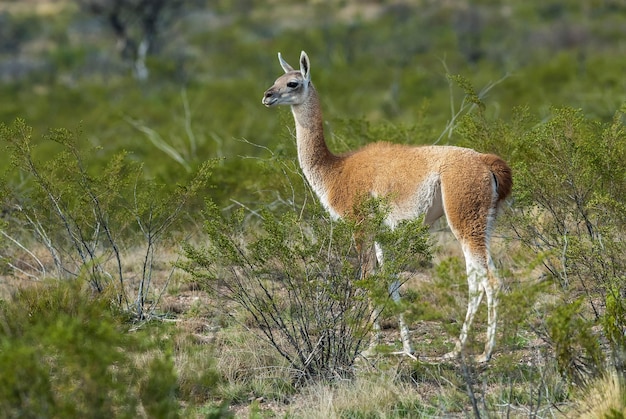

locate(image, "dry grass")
(287, 372), (425, 418)
(0, 240), (183, 314)
(566, 372), (626, 419)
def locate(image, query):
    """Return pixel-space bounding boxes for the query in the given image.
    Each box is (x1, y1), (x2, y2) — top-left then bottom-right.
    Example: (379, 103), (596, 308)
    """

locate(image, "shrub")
(0, 280), (180, 418)
(545, 298), (604, 384)
(181, 194), (431, 383)
(0, 119), (213, 318)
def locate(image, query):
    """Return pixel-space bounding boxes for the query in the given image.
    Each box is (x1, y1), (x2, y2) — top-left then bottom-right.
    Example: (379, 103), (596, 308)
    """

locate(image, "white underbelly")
(385, 173), (442, 227)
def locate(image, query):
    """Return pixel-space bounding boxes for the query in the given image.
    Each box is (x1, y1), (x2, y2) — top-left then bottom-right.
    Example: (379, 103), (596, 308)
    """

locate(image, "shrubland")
(1, 0), (625, 417)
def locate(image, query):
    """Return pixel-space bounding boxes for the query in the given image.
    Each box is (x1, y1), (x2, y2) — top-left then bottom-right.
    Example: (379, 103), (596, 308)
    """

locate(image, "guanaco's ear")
(299, 51), (310, 83)
(278, 52), (294, 73)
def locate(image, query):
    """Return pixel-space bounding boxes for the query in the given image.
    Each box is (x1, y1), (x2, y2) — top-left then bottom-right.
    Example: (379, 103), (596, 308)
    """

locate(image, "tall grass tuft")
(570, 372), (626, 419)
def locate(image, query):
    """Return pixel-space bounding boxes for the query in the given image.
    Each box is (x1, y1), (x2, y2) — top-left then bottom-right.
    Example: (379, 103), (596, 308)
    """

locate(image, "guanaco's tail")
(482, 154), (512, 203)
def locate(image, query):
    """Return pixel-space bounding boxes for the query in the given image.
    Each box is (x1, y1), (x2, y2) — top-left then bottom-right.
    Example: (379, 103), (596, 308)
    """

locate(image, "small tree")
(76, 0), (199, 80)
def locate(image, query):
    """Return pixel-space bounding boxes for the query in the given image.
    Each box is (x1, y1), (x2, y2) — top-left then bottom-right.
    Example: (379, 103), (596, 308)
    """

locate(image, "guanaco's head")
(262, 51), (311, 107)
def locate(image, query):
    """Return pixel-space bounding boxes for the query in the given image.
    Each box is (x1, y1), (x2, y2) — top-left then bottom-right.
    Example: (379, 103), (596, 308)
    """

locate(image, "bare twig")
(0, 229), (46, 278)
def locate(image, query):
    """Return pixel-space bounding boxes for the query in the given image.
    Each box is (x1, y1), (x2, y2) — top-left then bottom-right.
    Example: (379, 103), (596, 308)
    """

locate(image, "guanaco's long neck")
(290, 85), (339, 191)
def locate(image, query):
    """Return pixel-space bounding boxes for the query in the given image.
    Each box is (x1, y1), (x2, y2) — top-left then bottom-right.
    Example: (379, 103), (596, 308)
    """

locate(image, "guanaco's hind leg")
(442, 250), (500, 362)
(441, 171), (501, 362)
(443, 253), (500, 362)
(480, 259), (502, 362)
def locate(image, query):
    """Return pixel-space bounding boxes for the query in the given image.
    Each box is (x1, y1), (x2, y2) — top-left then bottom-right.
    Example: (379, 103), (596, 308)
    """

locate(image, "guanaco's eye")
(286, 81), (299, 88)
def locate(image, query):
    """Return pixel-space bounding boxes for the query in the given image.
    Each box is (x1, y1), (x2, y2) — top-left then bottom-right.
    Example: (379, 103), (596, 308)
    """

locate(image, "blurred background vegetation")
(1, 0), (626, 417)
(1, 0), (625, 208)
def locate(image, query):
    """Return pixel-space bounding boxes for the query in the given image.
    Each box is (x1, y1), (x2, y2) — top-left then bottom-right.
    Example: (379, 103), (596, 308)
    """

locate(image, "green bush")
(0, 281), (179, 418)
(546, 298), (604, 384)
(0, 119), (213, 318)
(181, 193), (431, 383)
